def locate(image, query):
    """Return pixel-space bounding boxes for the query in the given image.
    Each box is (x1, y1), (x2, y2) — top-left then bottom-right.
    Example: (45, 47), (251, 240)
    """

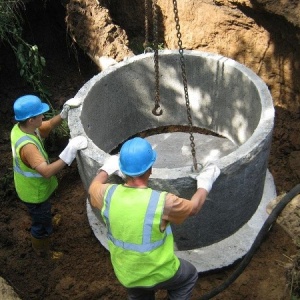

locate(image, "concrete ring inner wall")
(69, 50), (275, 250)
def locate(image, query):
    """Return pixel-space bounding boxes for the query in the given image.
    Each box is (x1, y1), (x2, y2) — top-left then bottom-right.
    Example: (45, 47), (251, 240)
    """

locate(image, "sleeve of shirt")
(20, 143), (47, 169)
(163, 193), (194, 224)
(88, 182), (109, 210)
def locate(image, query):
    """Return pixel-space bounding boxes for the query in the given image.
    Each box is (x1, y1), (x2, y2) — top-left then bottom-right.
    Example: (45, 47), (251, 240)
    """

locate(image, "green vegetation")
(0, 0), (69, 137)
(0, 0), (52, 108)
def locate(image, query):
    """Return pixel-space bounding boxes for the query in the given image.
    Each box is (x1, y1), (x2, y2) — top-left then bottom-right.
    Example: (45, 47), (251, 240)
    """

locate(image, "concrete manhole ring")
(69, 50), (275, 271)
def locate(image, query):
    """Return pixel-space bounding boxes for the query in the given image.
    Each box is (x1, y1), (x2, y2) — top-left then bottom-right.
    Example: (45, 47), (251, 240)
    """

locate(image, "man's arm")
(88, 155), (123, 210)
(190, 163), (220, 215)
(22, 144), (66, 178)
(163, 188), (208, 227)
(22, 136), (88, 177)
(35, 160), (66, 178)
(39, 115), (63, 138)
(163, 163), (220, 225)
(189, 188), (209, 215)
(88, 171), (109, 210)
(39, 97), (83, 138)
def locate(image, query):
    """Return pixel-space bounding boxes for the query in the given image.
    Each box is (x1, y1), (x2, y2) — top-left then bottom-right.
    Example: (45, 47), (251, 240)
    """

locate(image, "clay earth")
(0, 1), (299, 299)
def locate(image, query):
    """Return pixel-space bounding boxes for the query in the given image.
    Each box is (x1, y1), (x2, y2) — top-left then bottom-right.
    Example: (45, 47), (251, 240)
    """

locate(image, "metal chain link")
(152, 0), (163, 116)
(144, 0), (152, 52)
(172, 0), (198, 171)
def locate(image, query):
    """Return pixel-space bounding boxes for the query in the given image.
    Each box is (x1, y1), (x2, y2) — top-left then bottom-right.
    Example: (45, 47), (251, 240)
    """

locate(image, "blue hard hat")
(14, 95), (50, 121)
(119, 137), (157, 176)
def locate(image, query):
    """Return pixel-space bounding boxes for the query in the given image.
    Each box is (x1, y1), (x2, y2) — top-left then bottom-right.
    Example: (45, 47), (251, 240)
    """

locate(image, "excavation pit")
(68, 50), (275, 271)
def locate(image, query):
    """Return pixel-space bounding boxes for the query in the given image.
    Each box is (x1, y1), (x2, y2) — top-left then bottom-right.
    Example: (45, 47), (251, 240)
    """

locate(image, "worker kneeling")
(89, 137), (220, 299)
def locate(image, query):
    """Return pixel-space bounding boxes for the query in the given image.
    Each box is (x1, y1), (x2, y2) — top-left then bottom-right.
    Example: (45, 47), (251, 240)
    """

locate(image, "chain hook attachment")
(152, 103), (163, 116)
(191, 162), (203, 173)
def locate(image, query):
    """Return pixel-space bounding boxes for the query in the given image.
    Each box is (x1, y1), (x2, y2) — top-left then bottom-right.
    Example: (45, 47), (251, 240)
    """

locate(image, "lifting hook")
(152, 104), (163, 116)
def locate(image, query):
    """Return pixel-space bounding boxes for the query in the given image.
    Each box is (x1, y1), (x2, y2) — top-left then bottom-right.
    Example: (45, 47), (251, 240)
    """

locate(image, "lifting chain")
(172, 0), (198, 171)
(144, 0), (163, 116)
(152, 0), (163, 116)
(144, 0), (198, 169)
(143, 0), (152, 53)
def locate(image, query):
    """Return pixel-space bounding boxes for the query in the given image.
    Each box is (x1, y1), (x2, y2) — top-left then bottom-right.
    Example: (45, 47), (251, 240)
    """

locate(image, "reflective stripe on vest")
(13, 135), (44, 178)
(103, 184), (172, 253)
(11, 124), (58, 203)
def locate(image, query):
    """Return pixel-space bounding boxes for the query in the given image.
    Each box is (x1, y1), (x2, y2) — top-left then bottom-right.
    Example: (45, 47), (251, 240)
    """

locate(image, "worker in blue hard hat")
(10, 94), (87, 258)
(89, 137), (220, 299)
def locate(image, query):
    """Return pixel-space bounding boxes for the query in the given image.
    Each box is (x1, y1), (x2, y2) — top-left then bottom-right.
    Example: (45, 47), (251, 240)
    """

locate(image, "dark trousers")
(24, 199), (53, 239)
(127, 258), (198, 300)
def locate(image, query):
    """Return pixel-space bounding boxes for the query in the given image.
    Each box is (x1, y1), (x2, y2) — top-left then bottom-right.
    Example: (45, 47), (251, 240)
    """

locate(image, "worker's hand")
(60, 97), (82, 119)
(194, 163), (220, 193)
(99, 155), (124, 178)
(59, 136), (88, 166)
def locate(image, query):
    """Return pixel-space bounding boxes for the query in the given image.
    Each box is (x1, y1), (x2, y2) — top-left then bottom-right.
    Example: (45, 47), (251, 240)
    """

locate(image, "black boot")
(31, 236), (63, 260)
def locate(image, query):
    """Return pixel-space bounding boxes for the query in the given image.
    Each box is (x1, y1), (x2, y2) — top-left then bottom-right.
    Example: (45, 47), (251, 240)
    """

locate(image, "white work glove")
(59, 136), (88, 166)
(98, 56), (117, 71)
(99, 155), (124, 178)
(193, 163), (220, 193)
(60, 97), (82, 119)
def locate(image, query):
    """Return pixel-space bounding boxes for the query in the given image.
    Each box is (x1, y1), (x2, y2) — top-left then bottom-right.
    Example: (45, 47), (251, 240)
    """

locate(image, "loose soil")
(0, 3), (299, 300)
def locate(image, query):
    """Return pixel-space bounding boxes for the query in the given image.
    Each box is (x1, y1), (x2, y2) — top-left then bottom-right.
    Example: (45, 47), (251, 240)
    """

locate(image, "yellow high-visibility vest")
(11, 124), (57, 203)
(102, 184), (180, 288)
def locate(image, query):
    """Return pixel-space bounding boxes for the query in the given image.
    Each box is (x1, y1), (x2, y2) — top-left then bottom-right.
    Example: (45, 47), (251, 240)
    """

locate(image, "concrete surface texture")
(69, 50), (276, 270)
(0, 277), (20, 299)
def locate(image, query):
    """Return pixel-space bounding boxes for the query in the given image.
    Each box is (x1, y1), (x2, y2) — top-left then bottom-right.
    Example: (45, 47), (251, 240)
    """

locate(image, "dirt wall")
(66, 0), (300, 112)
